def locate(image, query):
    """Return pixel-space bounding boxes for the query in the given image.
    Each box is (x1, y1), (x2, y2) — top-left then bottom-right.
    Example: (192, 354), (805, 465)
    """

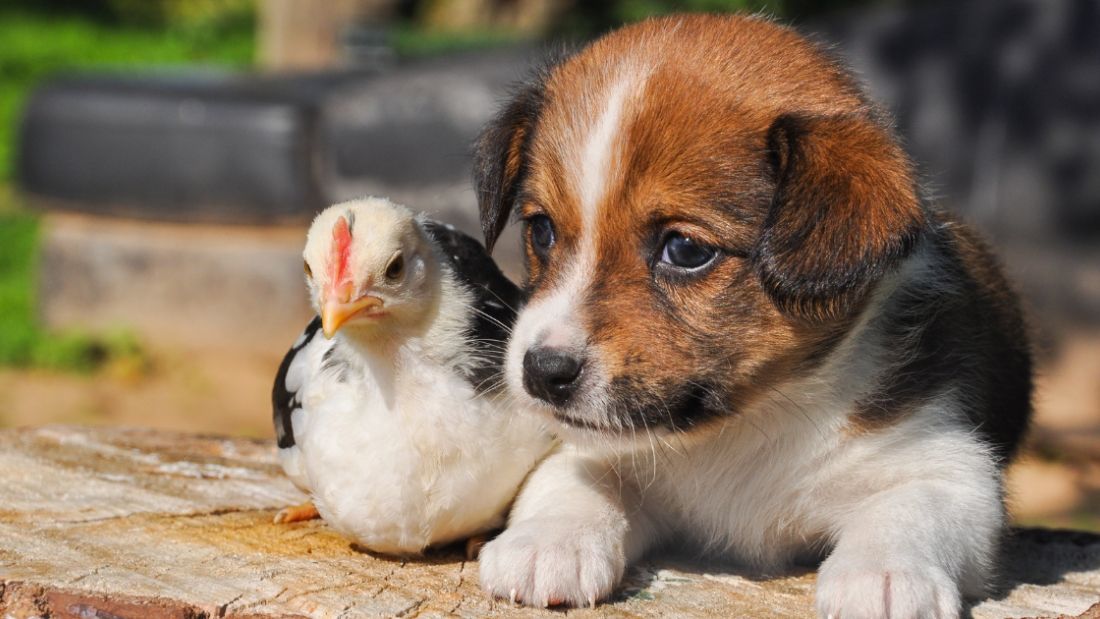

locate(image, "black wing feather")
(422, 220), (525, 393)
(271, 316), (322, 449)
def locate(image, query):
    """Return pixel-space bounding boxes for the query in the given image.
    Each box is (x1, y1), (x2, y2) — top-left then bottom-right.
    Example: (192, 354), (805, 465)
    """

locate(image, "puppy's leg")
(478, 447), (658, 607)
(815, 469), (1002, 619)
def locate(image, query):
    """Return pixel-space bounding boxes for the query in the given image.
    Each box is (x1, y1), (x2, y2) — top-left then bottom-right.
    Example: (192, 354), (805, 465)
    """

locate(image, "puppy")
(472, 13), (1032, 618)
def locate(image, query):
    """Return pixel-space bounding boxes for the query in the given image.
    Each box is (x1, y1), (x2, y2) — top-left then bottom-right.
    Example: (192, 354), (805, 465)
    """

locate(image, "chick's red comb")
(330, 215), (353, 285)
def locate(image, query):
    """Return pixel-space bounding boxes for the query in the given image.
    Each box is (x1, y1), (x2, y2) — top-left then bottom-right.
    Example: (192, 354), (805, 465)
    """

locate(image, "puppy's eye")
(385, 252), (404, 281)
(304, 261), (313, 278)
(659, 233), (717, 271)
(527, 215), (555, 258)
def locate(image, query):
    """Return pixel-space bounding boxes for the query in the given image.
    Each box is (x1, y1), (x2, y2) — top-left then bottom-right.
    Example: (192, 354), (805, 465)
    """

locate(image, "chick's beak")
(321, 293), (384, 339)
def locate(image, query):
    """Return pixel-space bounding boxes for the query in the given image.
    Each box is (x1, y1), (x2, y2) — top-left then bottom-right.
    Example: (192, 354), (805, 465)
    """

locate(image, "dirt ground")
(1, 330), (1099, 529)
(0, 345), (278, 439)
(1008, 331), (1100, 528)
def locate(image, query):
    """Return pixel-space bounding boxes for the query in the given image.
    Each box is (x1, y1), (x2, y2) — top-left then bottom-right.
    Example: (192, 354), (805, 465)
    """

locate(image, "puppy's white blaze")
(507, 71), (652, 422)
(577, 77), (632, 225)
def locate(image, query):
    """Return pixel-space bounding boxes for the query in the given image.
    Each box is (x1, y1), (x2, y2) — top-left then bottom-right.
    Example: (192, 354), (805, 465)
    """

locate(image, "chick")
(271, 197), (552, 555)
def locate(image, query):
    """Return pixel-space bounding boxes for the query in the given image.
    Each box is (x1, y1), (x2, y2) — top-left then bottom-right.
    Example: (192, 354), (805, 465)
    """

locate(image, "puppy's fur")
(474, 14), (1031, 618)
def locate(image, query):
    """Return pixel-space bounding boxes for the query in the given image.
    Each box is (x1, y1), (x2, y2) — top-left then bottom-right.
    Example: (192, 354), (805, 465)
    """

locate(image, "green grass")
(0, 207), (39, 367)
(0, 192), (145, 373)
(390, 24), (526, 58)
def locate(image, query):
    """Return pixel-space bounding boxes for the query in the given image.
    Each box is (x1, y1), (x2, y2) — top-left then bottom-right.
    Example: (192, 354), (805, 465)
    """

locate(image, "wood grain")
(1, 425), (1098, 618)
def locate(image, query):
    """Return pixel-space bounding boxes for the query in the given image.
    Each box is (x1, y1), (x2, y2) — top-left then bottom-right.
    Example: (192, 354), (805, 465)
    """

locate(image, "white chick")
(271, 197), (552, 555)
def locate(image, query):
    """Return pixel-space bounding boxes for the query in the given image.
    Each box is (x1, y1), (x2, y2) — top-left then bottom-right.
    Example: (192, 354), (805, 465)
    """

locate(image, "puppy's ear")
(473, 76), (548, 253)
(754, 113), (926, 322)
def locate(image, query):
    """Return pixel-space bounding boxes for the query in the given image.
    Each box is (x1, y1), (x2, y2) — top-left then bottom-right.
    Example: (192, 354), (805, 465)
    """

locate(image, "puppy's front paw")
(478, 518), (625, 608)
(815, 553), (961, 619)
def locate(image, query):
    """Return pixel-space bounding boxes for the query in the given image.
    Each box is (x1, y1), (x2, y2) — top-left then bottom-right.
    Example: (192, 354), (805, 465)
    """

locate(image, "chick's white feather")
(273, 197), (552, 554)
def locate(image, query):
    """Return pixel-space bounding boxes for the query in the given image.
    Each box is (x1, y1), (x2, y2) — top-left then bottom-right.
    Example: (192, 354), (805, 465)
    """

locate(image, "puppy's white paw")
(815, 553), (961, 619)
(478, 518), (625, 608)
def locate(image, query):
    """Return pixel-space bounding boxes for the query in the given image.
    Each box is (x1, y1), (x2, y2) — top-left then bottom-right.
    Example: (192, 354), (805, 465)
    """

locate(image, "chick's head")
(304, 198), (436, 339)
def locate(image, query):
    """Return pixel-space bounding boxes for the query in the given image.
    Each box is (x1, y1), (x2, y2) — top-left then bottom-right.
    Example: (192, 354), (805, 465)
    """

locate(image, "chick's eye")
(659, 233), (717, 271)
(385, 253), (404, 280)
(528, 215), (555, 257)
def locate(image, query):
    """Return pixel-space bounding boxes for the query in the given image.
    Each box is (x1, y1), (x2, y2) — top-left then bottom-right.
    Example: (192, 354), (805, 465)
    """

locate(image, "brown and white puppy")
(472, 13), (1032, 619)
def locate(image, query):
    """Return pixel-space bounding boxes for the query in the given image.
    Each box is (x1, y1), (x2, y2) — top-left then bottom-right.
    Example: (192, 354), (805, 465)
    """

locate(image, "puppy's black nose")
(523, 346), (585, 407)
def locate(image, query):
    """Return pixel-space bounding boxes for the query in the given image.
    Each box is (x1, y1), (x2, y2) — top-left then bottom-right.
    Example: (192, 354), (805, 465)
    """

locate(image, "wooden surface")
(1, 425), (1099, 618)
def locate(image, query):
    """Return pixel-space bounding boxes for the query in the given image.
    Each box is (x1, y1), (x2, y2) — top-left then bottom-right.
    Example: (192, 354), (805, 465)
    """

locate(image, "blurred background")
(0, 0), (1097, 530)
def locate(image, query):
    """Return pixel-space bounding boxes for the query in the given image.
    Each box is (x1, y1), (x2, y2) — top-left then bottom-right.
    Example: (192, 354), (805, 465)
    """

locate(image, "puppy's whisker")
(469, 307), (516, 336)
(480, 285), (523, 314)
(636, 410), (660, 496)
(768, 385), (826, 442)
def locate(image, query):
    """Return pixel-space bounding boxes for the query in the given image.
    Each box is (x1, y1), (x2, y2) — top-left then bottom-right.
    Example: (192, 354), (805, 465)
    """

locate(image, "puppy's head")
(476, 15), (925, 440)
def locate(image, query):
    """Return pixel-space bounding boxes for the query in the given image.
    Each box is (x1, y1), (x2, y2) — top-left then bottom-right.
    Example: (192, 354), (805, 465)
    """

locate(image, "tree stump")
(1, 425), (1099, 618)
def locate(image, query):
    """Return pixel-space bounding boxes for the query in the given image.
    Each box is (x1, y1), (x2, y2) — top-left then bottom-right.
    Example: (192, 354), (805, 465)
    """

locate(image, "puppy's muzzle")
(522, 346), (585, 407)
